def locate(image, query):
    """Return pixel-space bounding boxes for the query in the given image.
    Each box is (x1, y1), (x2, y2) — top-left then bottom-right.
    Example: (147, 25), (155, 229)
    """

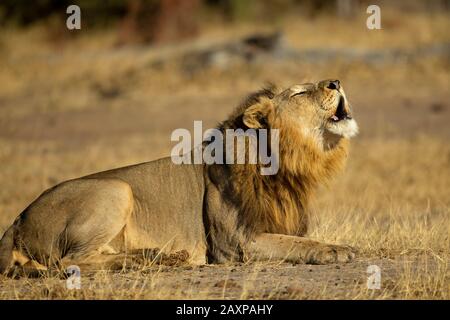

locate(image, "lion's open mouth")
(330, 96), (350, 122)
(325, 95), (359, 138)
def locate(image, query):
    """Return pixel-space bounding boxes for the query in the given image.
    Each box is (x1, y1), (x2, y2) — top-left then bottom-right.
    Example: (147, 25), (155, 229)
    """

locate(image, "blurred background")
(0, 0), (449, 241)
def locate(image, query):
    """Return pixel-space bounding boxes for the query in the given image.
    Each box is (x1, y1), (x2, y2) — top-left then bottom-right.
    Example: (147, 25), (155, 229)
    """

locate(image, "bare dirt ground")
(0, 255), (445, 299)
(0, 11), (449, 299)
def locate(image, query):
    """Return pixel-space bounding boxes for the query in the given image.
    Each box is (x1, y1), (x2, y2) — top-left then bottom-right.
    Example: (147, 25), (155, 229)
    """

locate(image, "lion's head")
(241, 79), (358, 146)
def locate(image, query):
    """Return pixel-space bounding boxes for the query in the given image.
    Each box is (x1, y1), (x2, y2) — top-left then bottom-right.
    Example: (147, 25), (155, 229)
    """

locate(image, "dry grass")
(2, 137), (447, 300)
(0, 8), (449, 299)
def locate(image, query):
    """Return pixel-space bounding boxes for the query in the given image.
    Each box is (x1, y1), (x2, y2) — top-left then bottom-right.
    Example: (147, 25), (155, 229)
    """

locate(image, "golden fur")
(209, 84), (351, 238)
(0, 79), (358, 274)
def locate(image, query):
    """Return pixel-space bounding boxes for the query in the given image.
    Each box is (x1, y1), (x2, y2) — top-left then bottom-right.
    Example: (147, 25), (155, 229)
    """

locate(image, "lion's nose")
(326, 80), (340, 90)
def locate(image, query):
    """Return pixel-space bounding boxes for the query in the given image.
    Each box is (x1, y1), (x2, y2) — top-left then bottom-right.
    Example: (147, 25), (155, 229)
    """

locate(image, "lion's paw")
(306, 244), (356, 264)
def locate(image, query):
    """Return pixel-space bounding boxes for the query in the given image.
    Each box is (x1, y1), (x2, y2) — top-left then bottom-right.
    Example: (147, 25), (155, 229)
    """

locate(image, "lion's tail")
(0, 225), (15, 274)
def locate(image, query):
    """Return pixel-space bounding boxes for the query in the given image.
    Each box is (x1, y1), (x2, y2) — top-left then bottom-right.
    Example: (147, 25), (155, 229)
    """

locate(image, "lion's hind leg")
(50, 179), (136, 271)
(58, 248), (190, 272)
(8, 178), (134, 277)
(3, 250), (48, 278)
(59, 252), (137, 272)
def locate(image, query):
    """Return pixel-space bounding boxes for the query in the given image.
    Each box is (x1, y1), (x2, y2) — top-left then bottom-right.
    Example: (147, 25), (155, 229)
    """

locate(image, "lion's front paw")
(306, 244), (356, 264)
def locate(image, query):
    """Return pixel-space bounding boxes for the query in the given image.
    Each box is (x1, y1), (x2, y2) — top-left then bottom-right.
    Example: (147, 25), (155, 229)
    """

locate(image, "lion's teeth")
(331, 115), (339, 121)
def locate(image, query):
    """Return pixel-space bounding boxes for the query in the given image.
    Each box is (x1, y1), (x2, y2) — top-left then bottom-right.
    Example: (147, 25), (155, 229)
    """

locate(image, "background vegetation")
(0, 0), (448, 299)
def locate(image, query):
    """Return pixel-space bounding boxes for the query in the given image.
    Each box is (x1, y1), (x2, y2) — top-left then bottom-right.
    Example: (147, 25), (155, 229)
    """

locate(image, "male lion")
(0, 79), (358, 274)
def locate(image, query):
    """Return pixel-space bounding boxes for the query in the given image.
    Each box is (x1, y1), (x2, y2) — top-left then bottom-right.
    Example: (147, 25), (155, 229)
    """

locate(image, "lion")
(0, 79), (358, 274)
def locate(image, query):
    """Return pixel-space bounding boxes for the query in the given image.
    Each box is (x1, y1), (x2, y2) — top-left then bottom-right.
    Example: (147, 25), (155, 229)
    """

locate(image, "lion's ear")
(243, 99), (275, 129)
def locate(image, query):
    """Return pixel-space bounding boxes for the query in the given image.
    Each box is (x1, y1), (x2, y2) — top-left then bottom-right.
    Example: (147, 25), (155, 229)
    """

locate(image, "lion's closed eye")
(290, 91), (307, 98)
(289, 84), (313, 98)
